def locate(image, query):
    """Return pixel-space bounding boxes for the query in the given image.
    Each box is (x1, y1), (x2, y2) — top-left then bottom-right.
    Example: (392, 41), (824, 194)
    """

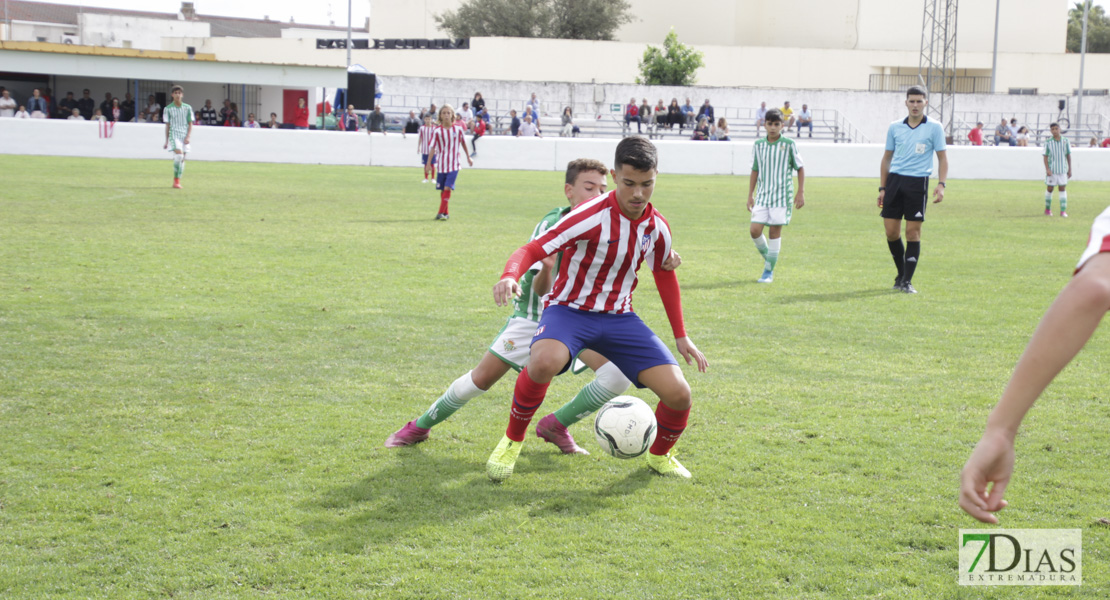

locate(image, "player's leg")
(638, 364), (694, 478)
(172, 147), (184, 188)
(536, 349), (632, 455)
(902, 220), (922, 293)
(1045, 184), (1054, 216)
(882, 179), (908, 289)
(1058, 184), (1068, 217)
(765, 224), (784, 278)
(750, 221), (769, 260)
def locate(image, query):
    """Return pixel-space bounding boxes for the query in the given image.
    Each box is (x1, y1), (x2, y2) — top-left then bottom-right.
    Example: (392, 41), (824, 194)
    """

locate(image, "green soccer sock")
(1060, 192), (1067, 212)
(173, 154), (183, 178)
(1045, 191), (1052, 211)
(416, 370), (485, 429)
(766, 237), (781, 271)
(552, 362), (630, 427)
(752, 234), (768, 259)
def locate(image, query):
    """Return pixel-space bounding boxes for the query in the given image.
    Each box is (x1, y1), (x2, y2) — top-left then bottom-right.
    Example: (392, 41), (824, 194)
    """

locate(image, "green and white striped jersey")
(512, 206), (569, 321)
(1044, 136), (1070, 175)
(752, 136), (803, 208)
(163, 102), (194, 139)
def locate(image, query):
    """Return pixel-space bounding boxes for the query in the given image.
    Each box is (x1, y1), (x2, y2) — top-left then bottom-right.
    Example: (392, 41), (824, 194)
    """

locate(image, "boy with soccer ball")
(747, 109), (805, 283)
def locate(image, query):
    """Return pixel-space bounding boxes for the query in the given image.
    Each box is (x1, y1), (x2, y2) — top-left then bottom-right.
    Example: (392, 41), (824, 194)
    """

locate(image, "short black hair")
(1050, 122), (1060, 129)
(764, 109), (784, 124)
(614, 136), (658, 172)
(906, 85), (928, 98)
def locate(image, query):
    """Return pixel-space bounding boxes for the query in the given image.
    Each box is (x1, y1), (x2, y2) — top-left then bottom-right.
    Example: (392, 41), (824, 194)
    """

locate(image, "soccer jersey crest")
(641, 233), (651, 254)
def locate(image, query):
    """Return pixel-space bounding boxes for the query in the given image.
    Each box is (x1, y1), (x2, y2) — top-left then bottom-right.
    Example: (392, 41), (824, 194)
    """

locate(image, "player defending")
(418, 115), (437, 183)
(878, 85), (947, 294)
(163, 86), (194, 189)
(386, 159), (681, 451)
(1043, 123), (1072, 218)
(487, 137), (709, 482)
(747, 108), (805, 283)
(960, 206), (1110, 523)
(426, 105), (473, 221)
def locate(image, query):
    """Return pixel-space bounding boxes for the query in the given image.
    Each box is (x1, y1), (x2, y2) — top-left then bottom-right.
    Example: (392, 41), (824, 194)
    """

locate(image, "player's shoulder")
(538, 205), (570, 226)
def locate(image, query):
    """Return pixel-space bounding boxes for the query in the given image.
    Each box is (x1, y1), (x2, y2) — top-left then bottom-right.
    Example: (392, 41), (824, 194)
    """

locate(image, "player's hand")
(877, 190), (885, 208)
(661, 250), (681, 271)
(1046, 169), (1052, 177)
(492, 277), (522, 307)
(1068, 170), (1072, 179)
(959, 429), (1015, 524)
(675, 336), (708, 373)
(163, 141), (168, 149)
(184, 136), (191, 145)
(746, 197), (754, 212)
(933, 185), (945, 204)
(794, 191), (805, 209)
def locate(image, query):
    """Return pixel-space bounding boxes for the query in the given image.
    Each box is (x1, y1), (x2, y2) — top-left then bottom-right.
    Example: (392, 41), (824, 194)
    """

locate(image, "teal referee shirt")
(886, 115), (947, 178)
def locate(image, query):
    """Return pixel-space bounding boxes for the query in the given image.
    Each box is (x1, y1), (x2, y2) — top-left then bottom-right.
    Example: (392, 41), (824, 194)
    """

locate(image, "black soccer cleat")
(893, 277), (904, 291)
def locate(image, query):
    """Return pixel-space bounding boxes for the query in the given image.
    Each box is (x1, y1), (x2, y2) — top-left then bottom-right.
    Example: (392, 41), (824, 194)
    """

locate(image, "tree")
(636, 29), (704, 86)
(1066, 1), (1110, 53)
(435, 0), (634, 41)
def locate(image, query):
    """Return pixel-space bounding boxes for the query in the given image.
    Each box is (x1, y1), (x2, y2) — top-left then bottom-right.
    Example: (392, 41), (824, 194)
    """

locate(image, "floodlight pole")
(989, 0), (1000, 93)
(1076, 0), (1090, 143)
(346, 0), (352, 67)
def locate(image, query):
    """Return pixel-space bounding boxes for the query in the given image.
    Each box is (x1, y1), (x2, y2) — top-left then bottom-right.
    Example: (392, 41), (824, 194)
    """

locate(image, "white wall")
(4, 117), (1109, 181)
(79, 14), (210, 50)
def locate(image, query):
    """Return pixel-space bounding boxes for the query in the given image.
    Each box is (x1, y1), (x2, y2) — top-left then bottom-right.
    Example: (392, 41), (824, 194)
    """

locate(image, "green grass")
(1, 155), (1108, 599)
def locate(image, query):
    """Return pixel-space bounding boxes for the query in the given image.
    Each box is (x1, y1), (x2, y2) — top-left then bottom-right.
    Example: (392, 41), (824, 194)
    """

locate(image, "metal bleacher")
(949, 111), (1108, 147)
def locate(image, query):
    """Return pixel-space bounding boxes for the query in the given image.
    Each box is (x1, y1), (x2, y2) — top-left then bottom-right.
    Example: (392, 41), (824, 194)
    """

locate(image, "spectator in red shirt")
(624, 97), (641, 133)
(968, 121), (984, 146)
(1101, 138), (1110, 148)
(294, 97), (309, 129)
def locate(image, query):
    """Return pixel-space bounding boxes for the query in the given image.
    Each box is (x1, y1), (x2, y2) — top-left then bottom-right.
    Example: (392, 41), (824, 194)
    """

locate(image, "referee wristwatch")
(937, 182), (946, 187)
(878, 186), (885, 191)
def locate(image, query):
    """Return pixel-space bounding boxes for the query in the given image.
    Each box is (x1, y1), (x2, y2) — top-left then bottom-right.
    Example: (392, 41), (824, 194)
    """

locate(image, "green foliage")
(435, 0), (634, 41)
(1067, 1), (1110, 53)
(637, 28), (705, 86)
(2, 155), (1110, 598)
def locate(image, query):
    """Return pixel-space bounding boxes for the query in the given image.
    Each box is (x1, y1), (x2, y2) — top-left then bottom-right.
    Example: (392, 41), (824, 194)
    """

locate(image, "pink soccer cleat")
(1044, 208), (1052, 217)
(173, 178), (182, 189)
(535, 414), (589, 455)
(1061, 211), (1069, 218)
(384, 420), (430, 448)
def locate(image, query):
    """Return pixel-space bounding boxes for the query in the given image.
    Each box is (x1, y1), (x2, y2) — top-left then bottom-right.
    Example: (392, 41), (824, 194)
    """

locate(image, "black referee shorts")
(881, 173), (929, 222)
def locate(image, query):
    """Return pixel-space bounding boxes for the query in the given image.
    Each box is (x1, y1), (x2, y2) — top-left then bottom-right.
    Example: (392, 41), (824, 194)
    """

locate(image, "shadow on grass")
(301, 446), (652, 554)
(681, 279), (759, 291)
(347, 219), (433, 224)
(776, 288), (893, 304)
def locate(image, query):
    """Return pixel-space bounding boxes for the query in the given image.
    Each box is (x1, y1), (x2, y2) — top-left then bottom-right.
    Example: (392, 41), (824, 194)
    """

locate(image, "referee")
(878, 85), (948, 294)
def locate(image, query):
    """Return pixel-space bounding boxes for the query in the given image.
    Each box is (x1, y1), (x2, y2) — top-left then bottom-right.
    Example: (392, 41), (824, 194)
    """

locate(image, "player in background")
(418, 115), (437, 183)
(960, 207), (1110, 523)
(162, 85), (194, 189)
(426, 104), (473, 221)
(878, 85), (947, 294)
(746, 109), (805, 283)
(1043, 123), (1072, 218)
(386, 159), (682, 452)
(486, 137), (709, 482)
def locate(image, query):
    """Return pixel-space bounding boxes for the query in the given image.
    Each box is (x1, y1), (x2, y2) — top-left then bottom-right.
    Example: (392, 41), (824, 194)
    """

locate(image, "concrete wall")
(4, 117), (1109, 181)
(79, 14), (210, 50)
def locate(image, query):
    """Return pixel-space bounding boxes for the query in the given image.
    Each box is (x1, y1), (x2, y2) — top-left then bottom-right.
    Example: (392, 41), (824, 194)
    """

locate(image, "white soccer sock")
(173, 154), (183, 177)
(766, 238), (781, 270)
(752, 235), (768, 258)
(453, 370), (486, 399)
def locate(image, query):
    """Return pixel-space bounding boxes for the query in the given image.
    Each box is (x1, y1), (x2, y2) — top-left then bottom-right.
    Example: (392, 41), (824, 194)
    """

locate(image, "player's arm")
(460, 135), (473, 166)
(794, 166), (805, 208)
(531, 255), (558, 296)
(1067, 153), (1072, 179)
(185, 114), (193, 144)
(495, 240), (552, 306)
(878, 150), (893, 207)
(933, 151), (947, 203)
(426, 143), (437, 167)
(960, 253), (1110, 523)
(747, 170), (757, 212)
(163, 120), (170, 149)
(652, 268), (708, 372)
(1043, 153), (1051, 176)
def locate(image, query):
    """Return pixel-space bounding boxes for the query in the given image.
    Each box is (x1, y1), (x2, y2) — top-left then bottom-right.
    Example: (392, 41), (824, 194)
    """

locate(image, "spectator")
(639, 98), (652, 134)
(624, 97), (641, 133)
(141, 94), (161, 123)
(244, 113), (261, 129)
(994, 118), (1013, 146)
(15, 105), (29, 119)
(508, 109), (520, 136)
(403, 110), (421, 134)
(109, 98), (122, 122)
(716, 117), (730, 141)
(475, 107), (489, 125)
(198, 99), (218, 125)
(525, 92), (540, 116)
(293, 97), (309, 129)
(796, 104), (813, 137)
(41, 88), (56, 119)
(560, 106), (579, 137)
(692, 116), (710, 140)
(27, 89), (48, 118)
(458, 102), (474, 128)
(225, 102), (241, 127)
(780, 101), (795, 128)
(522, 105), (540, 132)
(99, 92), (114, 120)
(92, 108), (105, 122)
(219, 99), (232, 125)
(1010, 118), (1021, 139)
(343, 104), (361, 132)
(968, 121), (984, 146)
(471, 92), (485, 116)
(368, 105), (386, 134)
(696, 98), (714, 124)
(420, 103), (437, 121)
(666, 98), (683, 131)
(68, 108), (84, 120)
(121, 93), (136, 122)
(755, 101), (767, 137)
(1089, 137), (1099, 147)
(1016, 126), (1030, 147)
(77, 89), (94, 120)
(57, 91), (77, 119)
(682, 97), (696, 126)
(654, 99), (668, 130)
(518, 114), (540, 137)
(266, 112), (280, 128)
(0, 89), (16, 118)
(471, 115), (486, 156)
(1101, 137), (1110, 148)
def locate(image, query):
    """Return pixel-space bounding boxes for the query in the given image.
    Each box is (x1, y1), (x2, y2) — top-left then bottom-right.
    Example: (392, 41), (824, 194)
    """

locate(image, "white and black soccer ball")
(594, 396), (657, 459)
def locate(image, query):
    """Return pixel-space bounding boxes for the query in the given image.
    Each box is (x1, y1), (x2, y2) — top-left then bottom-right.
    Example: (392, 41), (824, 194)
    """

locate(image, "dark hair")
(764, 108), (784, 123)
(565, 158), (608, 185)
(906, 85), (928, 98)
(1050, 122), (1060, 129)
(171, 85), (184, 94)
(614, 136), (658, 172)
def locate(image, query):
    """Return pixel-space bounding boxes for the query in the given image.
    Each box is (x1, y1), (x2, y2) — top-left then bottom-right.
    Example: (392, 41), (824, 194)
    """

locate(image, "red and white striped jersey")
(534, 190), (673, 314)
(418, 124), (435, 154)
(430, 124), (466, 172)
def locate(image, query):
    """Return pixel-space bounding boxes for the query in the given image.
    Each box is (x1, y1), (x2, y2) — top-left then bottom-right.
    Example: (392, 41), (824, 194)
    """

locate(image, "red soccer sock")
(505, 367), (549, 442)
(650, 402), (690, 456)
(438, 189), (449, 215)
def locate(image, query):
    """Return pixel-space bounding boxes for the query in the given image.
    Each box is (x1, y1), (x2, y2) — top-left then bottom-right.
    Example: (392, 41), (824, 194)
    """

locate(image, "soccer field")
(2, 155), (1108, 599)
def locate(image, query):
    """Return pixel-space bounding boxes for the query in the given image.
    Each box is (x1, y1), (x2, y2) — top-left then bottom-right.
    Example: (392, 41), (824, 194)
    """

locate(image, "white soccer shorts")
(168, 137), (191, 153)
(488, 316), (588, 373)
(751, 205), (793, 226)
(1045, 173), (1068, 187)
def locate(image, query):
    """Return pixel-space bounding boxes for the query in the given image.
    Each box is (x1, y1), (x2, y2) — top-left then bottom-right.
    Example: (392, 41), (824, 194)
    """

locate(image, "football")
(593, 396), (658, 459)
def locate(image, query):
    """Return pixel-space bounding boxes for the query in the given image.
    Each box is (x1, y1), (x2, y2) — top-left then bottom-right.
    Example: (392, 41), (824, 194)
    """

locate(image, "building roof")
(3, 0), (363, 38)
